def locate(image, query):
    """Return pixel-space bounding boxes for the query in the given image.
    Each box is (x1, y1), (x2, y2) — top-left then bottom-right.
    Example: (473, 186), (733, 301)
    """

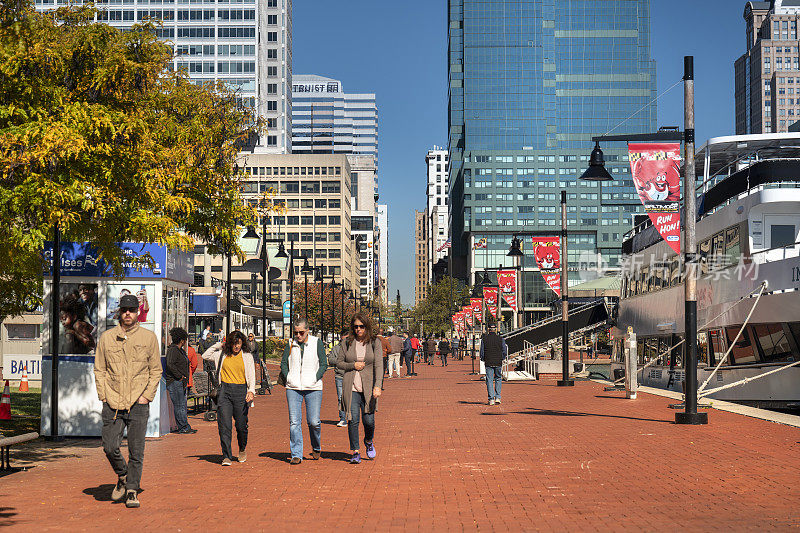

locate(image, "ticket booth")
(40, 242), (193, 437)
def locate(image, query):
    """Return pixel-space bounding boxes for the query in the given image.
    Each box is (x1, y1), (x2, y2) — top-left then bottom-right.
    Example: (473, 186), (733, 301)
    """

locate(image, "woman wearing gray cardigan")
(336, 312), (384, 464)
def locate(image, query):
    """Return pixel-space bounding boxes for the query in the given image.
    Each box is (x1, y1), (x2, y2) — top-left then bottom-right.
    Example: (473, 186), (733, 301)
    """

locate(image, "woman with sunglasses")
(201, 330), (256, 466)
(337, 312), (383, 464)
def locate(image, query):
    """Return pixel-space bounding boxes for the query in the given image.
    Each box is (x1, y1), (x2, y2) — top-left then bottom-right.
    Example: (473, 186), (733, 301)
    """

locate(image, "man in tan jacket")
(94, 294), (162, 508)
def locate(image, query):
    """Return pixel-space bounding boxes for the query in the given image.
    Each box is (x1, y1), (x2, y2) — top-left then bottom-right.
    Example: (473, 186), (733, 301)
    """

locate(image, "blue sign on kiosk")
(283, 300), (291, 324)
(40, 242), (194, 438)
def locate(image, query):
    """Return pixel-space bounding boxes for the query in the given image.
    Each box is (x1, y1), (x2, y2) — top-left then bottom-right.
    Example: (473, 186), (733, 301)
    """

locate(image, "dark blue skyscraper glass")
(448, 0), (656, 318)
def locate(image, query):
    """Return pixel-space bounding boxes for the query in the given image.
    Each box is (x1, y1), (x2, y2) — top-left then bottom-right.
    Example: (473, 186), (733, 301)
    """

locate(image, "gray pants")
(101, 402), (149, 491)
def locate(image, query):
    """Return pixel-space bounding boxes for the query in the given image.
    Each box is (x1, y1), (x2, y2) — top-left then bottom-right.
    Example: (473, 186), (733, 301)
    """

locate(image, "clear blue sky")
(293, 0), (744, 305)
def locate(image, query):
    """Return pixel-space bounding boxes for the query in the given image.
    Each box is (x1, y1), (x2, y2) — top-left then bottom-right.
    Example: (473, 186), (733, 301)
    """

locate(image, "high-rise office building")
(735, 1), (800, 134)
(425, 147), (450, 275)
(448, 0), (657, 322)
(377, 204), (389, 305)
(291, 75), (383, 301)
(35, 0), (293, 153)
(414, 210), (429, 305)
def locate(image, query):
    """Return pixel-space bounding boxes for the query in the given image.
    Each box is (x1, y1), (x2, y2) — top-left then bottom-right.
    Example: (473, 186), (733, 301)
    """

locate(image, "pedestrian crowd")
(93, 298), (508, 508)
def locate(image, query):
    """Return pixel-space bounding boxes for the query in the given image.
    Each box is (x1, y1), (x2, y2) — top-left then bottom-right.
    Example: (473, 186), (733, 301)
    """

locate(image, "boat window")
(641, 266), (650, 294)
(699, 239), (711, 275)
(658, 337), (672, 365)
(770, 224), (796, 249)
(725, 326), (759, 364)
(752, 323), (794, 362)
(674, 335), (684, 368)
(697, 332), (709, 366)
(710, 232), (726, 270)
(669, 256), (681, 287)
(725, 225), (741, 265)
(789, 322), (800, 356)
(708, 329), (725, 366)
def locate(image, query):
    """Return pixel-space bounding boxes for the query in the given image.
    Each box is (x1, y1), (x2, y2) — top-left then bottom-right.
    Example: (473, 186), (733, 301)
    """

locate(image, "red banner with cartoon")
(497, 270), (517, 311)
(470, 298), (482, 323)
(532, 236), (562, 297)
(463, 306), (473, 327)
(483, 287), (498, 318)
(628, 143), (682, 254)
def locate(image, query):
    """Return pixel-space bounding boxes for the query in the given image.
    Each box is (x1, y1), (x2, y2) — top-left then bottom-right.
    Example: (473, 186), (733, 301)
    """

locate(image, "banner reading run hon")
(628, 142), (682, 254)
(483, 287), (498, 319)
(497, 270), (517, 311)
(532, 236), (562, 297)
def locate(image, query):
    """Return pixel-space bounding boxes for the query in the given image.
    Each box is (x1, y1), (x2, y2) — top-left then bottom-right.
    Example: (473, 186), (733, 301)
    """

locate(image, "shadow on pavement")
(259, 451), (290, 463)
(594, 395), (628, 399)
(0, 507), (18, 527)
(513, 407), (670, 423)
(186, 454), (223, 464)
(82, 484), (116, 502)
(320, 420), (340, 426)
(457, 400), (487, 405)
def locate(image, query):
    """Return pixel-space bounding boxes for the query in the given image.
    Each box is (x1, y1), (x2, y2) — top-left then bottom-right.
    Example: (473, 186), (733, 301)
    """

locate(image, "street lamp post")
(301, 256), (312, 321)
(507, 237), (524, 329)
(557, 191), (574, 387)
(315, 267), (324, 341)
(288, 239), (295, 328)
(577, 56), (706, 424)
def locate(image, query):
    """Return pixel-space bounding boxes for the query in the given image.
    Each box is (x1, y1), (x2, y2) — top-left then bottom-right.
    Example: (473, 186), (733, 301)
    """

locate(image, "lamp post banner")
(628, 143), (682, 254)
(470, 298), (482, 322)
(483, 287), (499, 318)
(532, 236), (562, 297)
(497, 270), (517, 311)
(463, 306), (473, 327)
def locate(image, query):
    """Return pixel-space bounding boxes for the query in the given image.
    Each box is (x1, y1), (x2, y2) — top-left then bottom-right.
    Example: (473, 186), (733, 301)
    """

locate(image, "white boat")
(611, 133), (800, 409)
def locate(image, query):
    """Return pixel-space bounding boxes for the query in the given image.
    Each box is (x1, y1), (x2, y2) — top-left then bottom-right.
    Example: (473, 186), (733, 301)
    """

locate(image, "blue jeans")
(485, 365), (502, 401)
(348, 391), (375, 451)
(286, 389), (322, 459)
(167, 379), (190, 432)
(334, 374), (346, 423)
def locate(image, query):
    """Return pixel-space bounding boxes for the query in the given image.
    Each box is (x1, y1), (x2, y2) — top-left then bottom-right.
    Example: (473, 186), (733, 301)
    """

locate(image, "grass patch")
(1, 388), (41, 437)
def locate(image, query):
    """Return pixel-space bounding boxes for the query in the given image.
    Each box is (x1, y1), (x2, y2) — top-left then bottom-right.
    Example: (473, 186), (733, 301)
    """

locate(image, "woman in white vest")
(279, 318), (328, 464)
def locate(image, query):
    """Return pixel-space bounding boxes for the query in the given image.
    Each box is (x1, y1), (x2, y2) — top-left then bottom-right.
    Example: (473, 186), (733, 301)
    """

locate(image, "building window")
(267, 31), (278, 42)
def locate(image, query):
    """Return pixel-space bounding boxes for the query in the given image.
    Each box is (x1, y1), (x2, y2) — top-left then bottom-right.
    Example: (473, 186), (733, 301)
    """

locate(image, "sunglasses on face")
(120, 307), (138, 314)
(353, 324), (366, 330)
(293, 330), (307, 335)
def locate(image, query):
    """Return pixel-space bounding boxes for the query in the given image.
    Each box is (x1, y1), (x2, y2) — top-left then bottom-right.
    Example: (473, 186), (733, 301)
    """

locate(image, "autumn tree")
(0, 2), (264, 319)
(412, 277), (470, 337)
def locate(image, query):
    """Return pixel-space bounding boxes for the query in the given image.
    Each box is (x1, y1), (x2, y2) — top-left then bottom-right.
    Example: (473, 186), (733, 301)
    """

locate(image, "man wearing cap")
(94, 293), (162, 509)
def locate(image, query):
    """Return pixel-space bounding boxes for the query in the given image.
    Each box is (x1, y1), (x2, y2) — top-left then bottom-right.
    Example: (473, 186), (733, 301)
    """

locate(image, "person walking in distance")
(378, 328), (391, 378)
(426, 336), (437, 365)
(337, 313), (383, 464)
(480, 323), (508, 405)
(410, 334), (422, 363)
(438, 336), (451, 367)
(279, 318), (328, 464)
(94, 294), (162, 508)
(202, 330), (257, 466)
(401, 332), (414, 377)
(387, 330), (403, 378)
(165, 327), (196, 434)
(328, 331), (348, 427)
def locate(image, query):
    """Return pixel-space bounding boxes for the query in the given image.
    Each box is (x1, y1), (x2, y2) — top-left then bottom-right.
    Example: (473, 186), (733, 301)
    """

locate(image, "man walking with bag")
(480, 324), (508, 405)
(94, 294), (162, 508)
(165, 327), (196, 434)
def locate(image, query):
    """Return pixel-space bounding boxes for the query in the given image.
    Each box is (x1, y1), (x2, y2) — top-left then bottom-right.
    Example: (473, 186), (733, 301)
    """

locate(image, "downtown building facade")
(35, 0), (294, 153)
(414, 210), (429, 305)
(291, 75), (386, 302)
(735, 0), (800, 134)
(425, 147), (450, 280)
(448, 0), (657, 323)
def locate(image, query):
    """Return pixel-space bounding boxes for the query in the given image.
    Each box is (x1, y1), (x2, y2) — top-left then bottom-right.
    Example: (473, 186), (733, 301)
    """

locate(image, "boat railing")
(751, 239), (800, 264)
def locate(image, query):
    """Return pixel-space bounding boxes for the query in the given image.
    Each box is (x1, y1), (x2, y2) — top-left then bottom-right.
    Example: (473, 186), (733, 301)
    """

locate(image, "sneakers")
(495, 398), (501, 404)
(364, 441), (376, 460)
(111, 475), (126, 502)
(125, 490), (140, 508)
(336, 420), (348, 427)
(290, 457), (302, 465)
(349, 452), (362, 464)
(221, 457), (232, 466)
(238, 450), (247, 463)
(177, 427), (197, 434)
(310, 450), (321, 460)
(488, 399), (495, 406)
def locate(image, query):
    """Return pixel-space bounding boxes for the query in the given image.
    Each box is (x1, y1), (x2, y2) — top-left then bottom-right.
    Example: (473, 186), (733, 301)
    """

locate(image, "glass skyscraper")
(448, 0), (657, 321)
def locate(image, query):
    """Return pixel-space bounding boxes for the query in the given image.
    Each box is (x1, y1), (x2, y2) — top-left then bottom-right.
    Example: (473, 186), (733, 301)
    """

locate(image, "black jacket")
(438, 340), (451, 355)
(165, 344), (190, 385)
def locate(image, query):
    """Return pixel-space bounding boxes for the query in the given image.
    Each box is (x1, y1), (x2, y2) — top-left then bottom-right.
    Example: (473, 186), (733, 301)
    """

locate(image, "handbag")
(209, 353), (223, 400)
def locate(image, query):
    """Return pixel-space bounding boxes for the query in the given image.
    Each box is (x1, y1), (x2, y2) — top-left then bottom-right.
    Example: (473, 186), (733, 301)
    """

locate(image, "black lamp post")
(340, 286), (346, 333)
(301, 256), (312, 320)
(288, 239), (296, 329)
(556, 191), (574, 387)
(314, 266), (324, 340)
(577, 57), (705, 424)
(329, 279), (339, 335)
(507, 236), (524, 329)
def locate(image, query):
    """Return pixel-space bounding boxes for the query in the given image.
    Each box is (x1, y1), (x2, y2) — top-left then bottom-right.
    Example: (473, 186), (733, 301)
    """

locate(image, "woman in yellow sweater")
(202, 330), (256, 466)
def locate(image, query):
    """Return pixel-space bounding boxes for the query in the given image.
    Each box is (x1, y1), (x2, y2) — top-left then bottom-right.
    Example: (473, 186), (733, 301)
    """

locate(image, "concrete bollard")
(625, 327), (638, 399)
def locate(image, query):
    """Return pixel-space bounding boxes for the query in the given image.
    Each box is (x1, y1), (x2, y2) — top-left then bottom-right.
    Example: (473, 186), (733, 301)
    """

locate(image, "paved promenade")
(2, 360), (799, 531)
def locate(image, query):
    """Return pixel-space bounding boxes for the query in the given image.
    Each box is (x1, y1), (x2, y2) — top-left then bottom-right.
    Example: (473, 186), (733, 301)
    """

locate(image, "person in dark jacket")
(438, 337), (451, 367)
(401, 332), (414, 377)
(425, 337), (437, 365)
(165, 327), (196, 434)
(480, 325), (508, 405)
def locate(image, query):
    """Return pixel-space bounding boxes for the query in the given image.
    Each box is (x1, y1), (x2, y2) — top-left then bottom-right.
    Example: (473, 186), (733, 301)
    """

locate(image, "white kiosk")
(40, 242), (193, 437)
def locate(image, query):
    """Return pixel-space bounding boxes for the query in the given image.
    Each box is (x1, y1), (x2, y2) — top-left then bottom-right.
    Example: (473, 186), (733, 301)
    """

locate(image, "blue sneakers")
(349, 452), (362, 464)
(364, 441), (376, 460)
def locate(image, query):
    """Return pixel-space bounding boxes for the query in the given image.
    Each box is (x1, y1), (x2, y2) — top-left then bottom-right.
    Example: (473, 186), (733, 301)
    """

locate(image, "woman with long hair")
(336, 312), (383, 464)
(202, 330), (256, 466)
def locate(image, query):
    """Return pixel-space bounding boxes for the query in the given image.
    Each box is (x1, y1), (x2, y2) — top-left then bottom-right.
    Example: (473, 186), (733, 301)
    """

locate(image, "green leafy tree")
(0, 2), (264, 320)
(412, 276), (469, 337)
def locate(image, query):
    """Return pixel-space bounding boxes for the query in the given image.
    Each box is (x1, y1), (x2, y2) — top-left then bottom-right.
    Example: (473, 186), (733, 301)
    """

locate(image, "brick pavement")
(1, 359), (799, 531)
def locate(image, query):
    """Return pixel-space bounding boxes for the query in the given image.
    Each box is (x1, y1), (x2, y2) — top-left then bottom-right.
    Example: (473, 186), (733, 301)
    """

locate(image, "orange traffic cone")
(0, 381), (10, 420)
(18, 365), (29, 392)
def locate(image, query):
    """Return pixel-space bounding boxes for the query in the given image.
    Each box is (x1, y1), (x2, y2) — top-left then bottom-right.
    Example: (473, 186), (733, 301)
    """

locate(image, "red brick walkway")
(2, 359), (799, 531)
